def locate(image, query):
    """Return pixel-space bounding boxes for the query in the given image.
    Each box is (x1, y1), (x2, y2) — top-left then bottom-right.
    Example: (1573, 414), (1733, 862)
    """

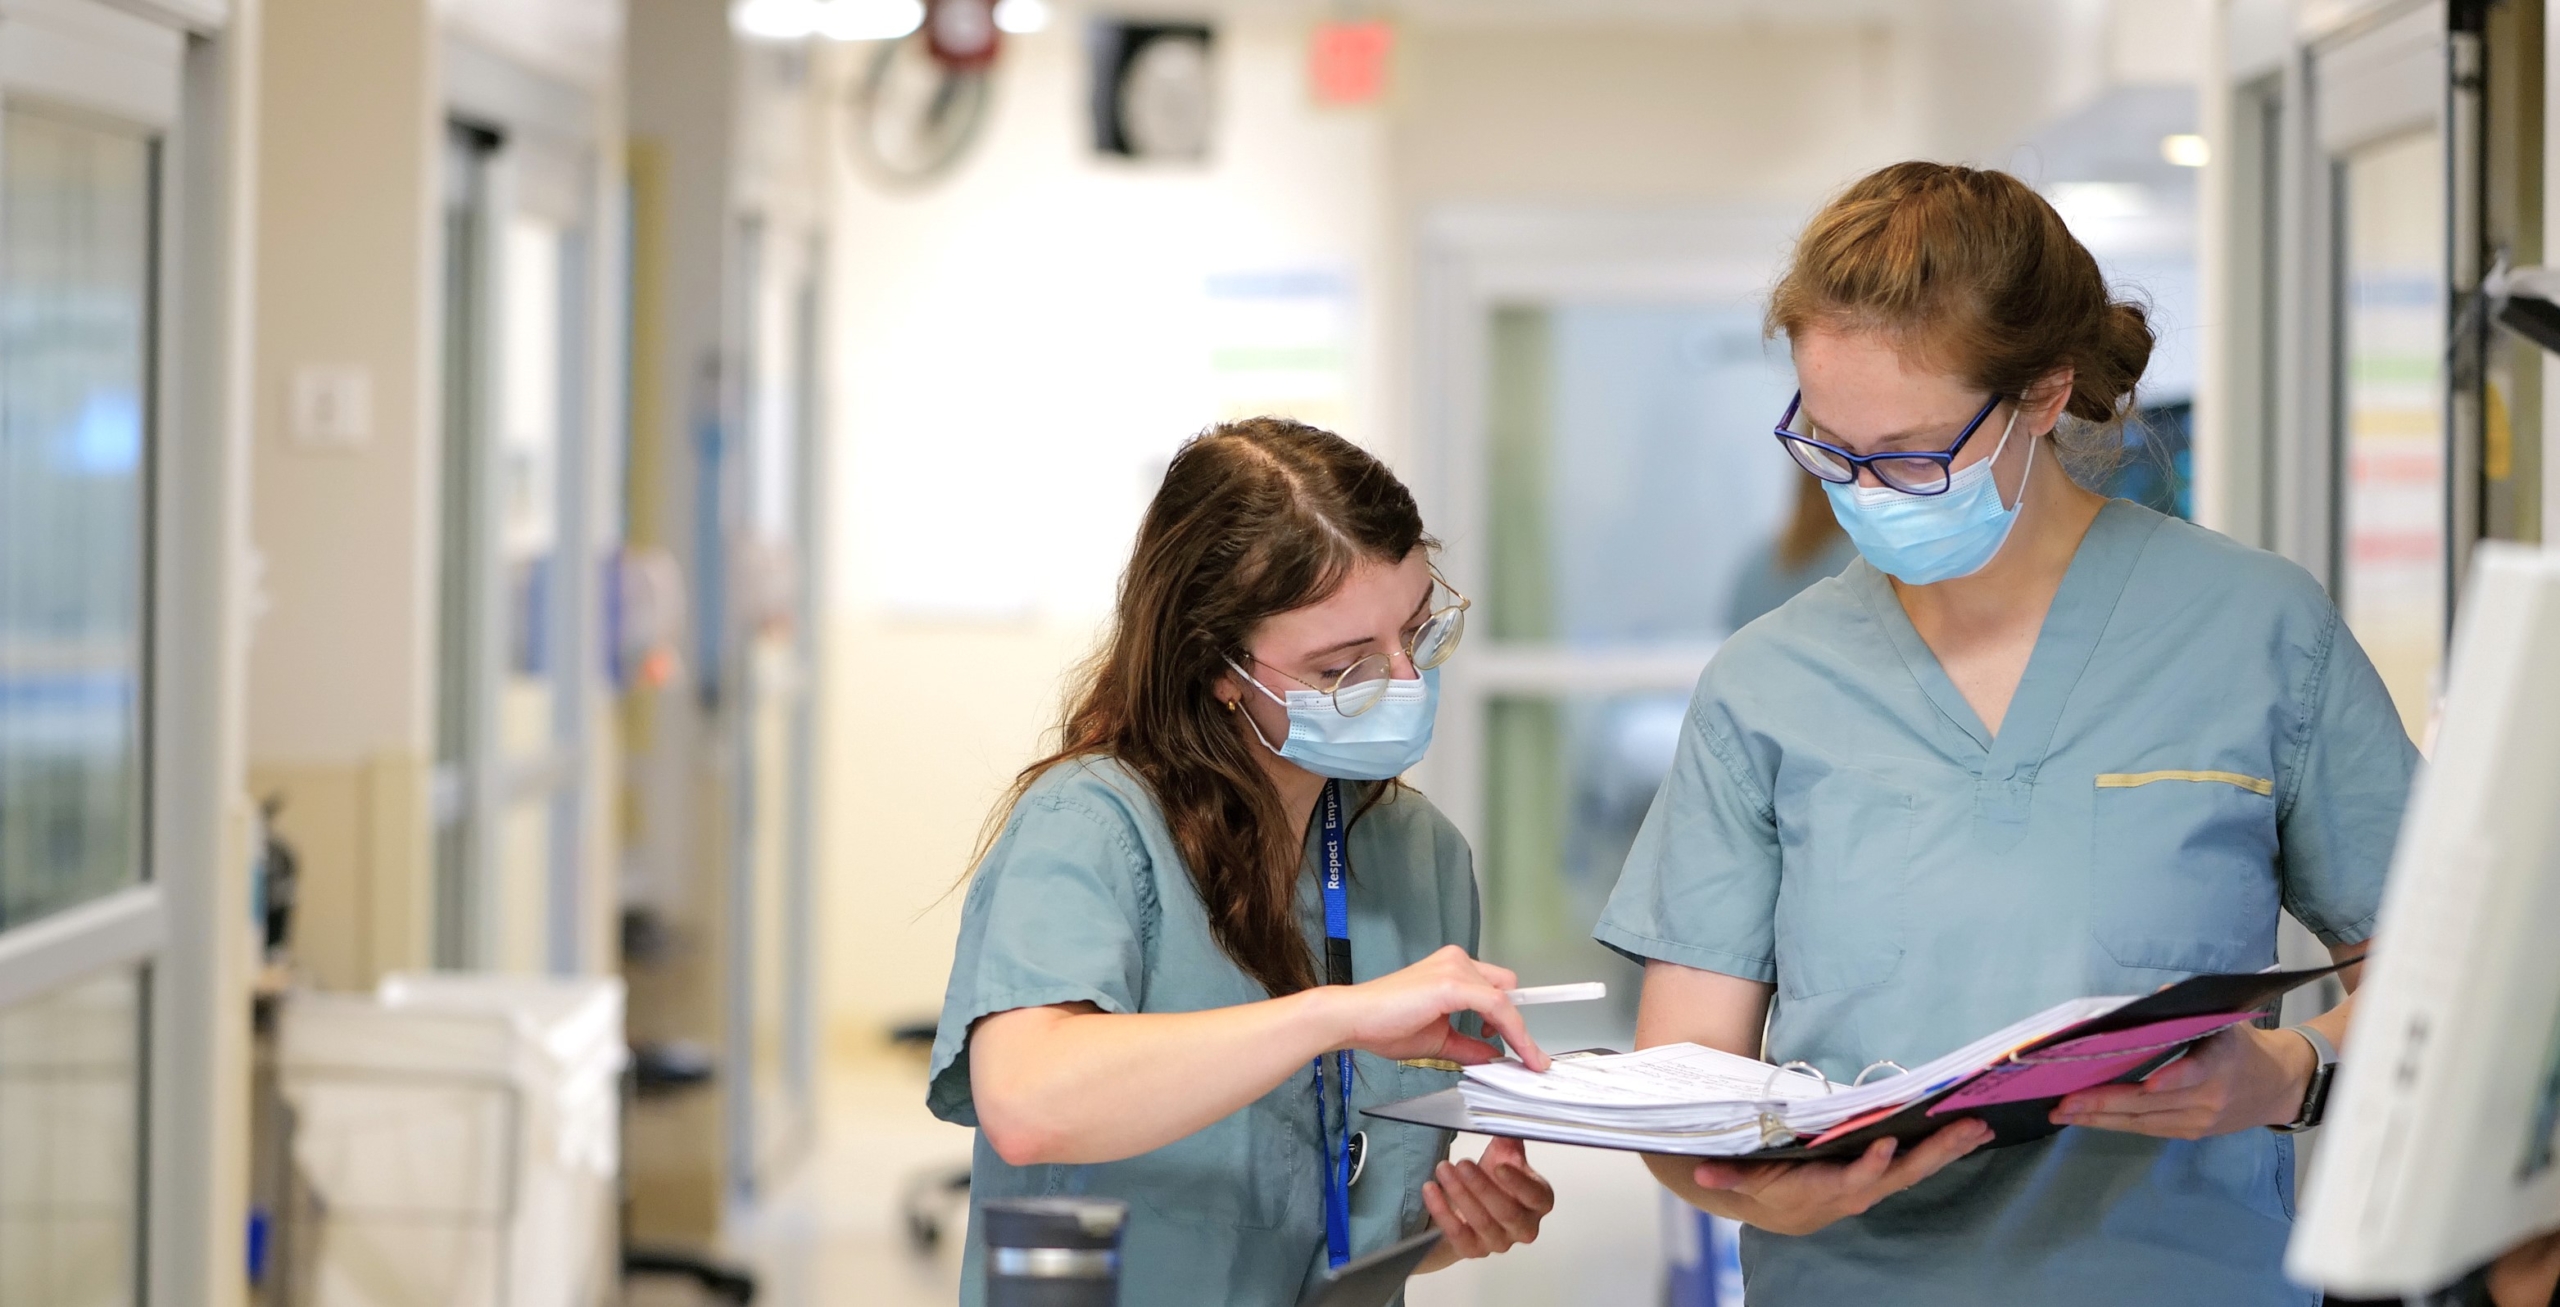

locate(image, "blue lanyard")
(1311, 780), (1355, 1269)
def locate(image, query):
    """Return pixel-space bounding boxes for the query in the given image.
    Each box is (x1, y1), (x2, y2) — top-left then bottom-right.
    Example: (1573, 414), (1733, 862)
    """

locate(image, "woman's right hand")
(1320, 945), (1549, 1071)
(1683, 1121), (1993, 1236)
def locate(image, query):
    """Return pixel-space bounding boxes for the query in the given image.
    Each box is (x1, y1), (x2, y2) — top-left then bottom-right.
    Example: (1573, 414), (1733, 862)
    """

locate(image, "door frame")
(719, 215), (826, 1201)
(0, 0), (252, 1302)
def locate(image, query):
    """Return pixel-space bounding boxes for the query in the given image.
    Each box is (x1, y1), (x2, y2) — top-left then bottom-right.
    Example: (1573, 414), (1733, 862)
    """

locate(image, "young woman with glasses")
(1598, 162), (2419, 1304)
(930, 418), (1555, 1306)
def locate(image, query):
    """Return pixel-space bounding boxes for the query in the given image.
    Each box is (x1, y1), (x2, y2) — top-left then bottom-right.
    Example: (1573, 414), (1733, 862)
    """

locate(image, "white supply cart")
(275, 974), (627, 1307)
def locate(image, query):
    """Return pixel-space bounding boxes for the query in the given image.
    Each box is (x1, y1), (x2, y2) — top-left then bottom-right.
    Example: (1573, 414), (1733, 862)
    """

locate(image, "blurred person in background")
(928, 419), (1557, 1306)
(1725, 470), (1859, 632)
(1601, 163), (2416, 1305)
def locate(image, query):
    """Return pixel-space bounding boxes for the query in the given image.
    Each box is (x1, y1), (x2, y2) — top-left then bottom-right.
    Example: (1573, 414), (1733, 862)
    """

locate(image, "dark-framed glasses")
(1245, 575), (1471, 717)
(1774, 390), (2006, 496)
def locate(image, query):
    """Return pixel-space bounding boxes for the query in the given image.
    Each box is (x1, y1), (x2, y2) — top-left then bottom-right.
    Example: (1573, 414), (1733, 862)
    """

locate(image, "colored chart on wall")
(2337, 129), (2446, 741)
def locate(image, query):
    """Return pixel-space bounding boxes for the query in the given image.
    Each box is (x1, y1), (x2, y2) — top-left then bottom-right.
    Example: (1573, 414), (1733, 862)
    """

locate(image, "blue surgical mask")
(1823, 407), (2033, 585)
(1226, 661), (1440, 781)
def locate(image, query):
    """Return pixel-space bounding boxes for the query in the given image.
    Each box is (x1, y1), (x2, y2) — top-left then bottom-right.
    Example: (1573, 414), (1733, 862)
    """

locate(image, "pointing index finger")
(1484, 999), (1548, 1071)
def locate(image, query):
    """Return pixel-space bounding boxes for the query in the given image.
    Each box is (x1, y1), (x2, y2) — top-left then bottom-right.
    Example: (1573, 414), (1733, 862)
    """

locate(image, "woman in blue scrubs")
(932, 419), (1556, 1306)
(1600, 162), (2419, 1303)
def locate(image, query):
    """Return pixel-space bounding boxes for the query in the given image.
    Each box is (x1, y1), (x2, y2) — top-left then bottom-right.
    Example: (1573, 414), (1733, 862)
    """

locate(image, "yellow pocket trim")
(1399, 1058), (1464, 1072)
(2094, 770), (2273, 796)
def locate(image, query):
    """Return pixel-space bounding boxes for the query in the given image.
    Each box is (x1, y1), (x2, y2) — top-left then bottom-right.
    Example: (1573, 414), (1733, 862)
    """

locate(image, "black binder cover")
(1364, 962), (2347, 1162)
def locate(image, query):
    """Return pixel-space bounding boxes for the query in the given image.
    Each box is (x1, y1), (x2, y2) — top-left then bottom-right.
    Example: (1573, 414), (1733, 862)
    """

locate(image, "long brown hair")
(1767, 161), (2156, 478)
(980, 417), (1431, 998)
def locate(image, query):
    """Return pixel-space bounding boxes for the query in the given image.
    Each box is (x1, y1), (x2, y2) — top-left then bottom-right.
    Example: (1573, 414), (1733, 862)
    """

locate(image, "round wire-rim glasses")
(1774, 390), (2006, 496)
(1237, 575), (1471, 717)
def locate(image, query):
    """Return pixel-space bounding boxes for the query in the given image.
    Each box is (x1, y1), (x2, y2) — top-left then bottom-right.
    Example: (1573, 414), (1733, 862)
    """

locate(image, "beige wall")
(247, 0), (441, 764)
(1392, 23), (1920, 208)
(245, 0), (444, 988)
(819, 617), (1102, 1056)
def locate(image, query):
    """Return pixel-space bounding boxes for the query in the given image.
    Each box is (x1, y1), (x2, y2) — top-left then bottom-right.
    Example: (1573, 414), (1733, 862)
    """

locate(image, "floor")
(633, 1019), (1670, 1307)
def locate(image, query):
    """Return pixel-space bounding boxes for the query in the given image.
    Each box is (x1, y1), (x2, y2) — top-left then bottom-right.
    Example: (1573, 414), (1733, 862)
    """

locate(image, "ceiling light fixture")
(993, 0), (1050, 35)
(816, 0), (925, 41)
(732, 0), (821, 40)
(2161, 133), (2211, 168)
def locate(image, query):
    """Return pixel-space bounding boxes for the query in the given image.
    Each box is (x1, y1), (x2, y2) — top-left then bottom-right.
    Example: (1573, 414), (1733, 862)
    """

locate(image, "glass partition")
(0, 106), (154, 932)
(0, 969), (142, 1307)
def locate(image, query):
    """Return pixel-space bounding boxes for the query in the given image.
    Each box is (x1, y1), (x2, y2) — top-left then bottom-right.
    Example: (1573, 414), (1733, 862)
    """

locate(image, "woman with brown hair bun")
(1599, 162), (2419, 1302)
(929, 418), (1555, 1306)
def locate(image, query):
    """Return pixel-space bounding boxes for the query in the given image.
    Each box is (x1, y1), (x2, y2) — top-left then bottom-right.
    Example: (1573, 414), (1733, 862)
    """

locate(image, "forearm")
(2274, 941), (2369, 1109)
(970, 990), (1345, 1165)
(1632, 962), (1775, 1217)
(2303, 939), (2369, 1050)
(2300, 989), (2355, 1052)
(2250, 942), (2367, 1126)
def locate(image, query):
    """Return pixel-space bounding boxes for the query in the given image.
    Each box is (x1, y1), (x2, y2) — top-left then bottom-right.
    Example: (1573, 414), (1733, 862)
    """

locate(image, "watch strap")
(2272, 1026), (2339, 1133)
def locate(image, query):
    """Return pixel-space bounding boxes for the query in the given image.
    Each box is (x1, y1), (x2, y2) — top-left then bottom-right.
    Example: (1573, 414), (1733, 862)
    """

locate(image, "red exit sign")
(1309, 19), (1394, 107)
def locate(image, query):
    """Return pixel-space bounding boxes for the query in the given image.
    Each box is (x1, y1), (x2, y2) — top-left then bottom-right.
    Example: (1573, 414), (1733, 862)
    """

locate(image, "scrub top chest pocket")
(2087, 769), (2281, 973)
(1772, 765), (1912, 998)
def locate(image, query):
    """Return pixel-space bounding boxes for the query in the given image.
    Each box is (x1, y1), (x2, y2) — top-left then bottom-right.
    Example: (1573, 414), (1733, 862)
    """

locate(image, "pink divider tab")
(1925, 1011), (2255, 1116)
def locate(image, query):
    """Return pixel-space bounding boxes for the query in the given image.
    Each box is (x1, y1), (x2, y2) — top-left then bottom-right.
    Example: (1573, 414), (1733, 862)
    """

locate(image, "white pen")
(1505, 982), (1607, 1007)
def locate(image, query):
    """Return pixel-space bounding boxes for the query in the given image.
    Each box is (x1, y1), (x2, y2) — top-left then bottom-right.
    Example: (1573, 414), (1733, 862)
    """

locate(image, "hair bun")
(2067, 300), (2155, 424)
(1768, 161), (2162, 480)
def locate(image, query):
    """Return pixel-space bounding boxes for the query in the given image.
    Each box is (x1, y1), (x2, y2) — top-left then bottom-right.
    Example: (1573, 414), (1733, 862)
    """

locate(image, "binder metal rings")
(1854, 1060), (1909, 1086)
(1755, 1060), (1833, 1145)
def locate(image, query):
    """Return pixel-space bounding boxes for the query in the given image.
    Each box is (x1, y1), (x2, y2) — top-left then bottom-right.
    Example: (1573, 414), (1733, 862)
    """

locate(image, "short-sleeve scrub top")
(1597, 500), (2421, 1306)
(930, 756), (1481, 1307)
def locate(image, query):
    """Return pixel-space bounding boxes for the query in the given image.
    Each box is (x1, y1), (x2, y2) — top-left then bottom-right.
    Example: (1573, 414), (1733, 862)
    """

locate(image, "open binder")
(1366, 962), (2347, 1161)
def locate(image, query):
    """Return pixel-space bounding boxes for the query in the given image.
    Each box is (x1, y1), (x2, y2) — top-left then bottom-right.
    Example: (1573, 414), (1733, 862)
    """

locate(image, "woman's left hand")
(2049, 1025), (2316, 1139)
(1417, 1136), (1555, 1268)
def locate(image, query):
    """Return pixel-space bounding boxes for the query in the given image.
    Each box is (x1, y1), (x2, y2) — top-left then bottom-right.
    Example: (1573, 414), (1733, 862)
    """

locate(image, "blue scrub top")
(1597, 500), (2419, 1305)
(929, 757), (1476, 1307)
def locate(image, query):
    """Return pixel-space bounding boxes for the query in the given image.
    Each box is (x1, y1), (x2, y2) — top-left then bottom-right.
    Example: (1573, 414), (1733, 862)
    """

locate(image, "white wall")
(817, 6), (1393, 1047)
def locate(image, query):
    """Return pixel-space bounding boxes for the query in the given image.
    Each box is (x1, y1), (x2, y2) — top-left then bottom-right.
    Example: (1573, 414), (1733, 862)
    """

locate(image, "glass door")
(433, 53), (608, 975)
(2296, 1), (2455, 739)
(0, 1), (193, 1301)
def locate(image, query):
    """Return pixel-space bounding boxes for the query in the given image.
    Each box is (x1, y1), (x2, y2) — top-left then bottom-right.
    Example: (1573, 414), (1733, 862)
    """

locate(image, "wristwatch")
(2272, 1025), (2339, 1134)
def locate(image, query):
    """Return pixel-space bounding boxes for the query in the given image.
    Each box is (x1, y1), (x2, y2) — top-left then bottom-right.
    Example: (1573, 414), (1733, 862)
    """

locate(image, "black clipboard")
(1366, 961), (2348, 1162)
(1296, 1229), (1443, 1307)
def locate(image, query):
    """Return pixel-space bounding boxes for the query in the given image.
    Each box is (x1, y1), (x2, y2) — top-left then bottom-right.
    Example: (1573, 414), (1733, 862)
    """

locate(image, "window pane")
(1483, 692), (1688, 1045)
(498, 216), (564, 763)
(0, 107), (156, 930)
(1486, 303), (1799, 644)
(0, 970), (143, 1307)
(2337, 130), (2446, 741)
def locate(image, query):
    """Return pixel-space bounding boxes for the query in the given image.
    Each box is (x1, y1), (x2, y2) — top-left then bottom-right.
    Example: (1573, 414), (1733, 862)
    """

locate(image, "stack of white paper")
(1458, 995), (2127, 1156)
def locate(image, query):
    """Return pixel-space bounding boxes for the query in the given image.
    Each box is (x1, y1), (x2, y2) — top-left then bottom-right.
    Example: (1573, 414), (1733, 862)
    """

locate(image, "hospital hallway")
(2, 0), (2556, 1304)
